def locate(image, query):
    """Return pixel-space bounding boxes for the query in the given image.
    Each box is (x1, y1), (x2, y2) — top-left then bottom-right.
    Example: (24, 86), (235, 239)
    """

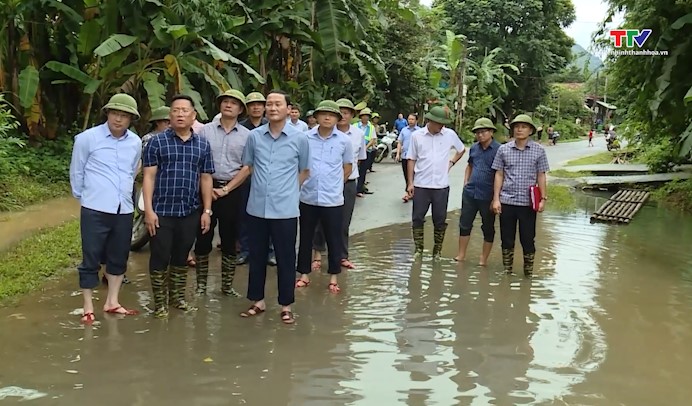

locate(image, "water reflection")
(1, 195), (692, 405)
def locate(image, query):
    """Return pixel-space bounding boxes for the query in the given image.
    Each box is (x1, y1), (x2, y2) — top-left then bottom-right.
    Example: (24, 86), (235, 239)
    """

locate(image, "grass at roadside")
(0, 219), (81, 305)
(549, 169), (593, 178)
(564, 152), (615, 166)
(0, 175), (70, 212)
(651, 179), (692, 213)
(547, 184), (576, 211)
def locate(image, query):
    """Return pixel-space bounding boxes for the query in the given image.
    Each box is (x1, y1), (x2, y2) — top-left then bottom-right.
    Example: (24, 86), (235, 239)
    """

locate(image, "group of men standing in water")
(69, 89), (549, 326)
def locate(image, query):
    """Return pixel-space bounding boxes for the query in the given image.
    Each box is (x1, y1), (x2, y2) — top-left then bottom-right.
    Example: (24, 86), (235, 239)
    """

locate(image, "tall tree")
(435, 0), (575, 114)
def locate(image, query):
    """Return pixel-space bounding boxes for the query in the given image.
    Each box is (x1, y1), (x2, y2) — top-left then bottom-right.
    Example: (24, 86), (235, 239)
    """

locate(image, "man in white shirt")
(406, 106), (466, 259)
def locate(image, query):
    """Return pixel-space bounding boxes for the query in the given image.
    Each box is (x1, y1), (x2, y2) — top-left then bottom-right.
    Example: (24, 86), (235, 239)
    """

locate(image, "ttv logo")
(609, 29), (652, 48)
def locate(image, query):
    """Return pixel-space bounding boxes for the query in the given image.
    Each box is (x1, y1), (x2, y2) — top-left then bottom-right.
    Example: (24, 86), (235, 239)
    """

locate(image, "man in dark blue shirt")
(454, 118), (500, 266)
(142, 94), (215, 318)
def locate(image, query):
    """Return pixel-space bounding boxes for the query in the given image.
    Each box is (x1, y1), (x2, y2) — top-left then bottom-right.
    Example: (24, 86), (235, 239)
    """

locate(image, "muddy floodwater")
(2, 192), (692, 405)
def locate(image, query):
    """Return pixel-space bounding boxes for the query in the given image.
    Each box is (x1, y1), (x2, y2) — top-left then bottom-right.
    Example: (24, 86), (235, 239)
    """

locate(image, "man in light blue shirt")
(234, 90), (310, 325)
(395, 113), (420, 202)
(287, 104), (309, 132)
(69, 94), (142, 324)
(295, 100), (353, 293)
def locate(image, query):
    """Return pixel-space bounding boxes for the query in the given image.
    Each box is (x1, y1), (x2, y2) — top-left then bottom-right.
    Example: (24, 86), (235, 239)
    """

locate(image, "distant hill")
(570, 44), (602, 72)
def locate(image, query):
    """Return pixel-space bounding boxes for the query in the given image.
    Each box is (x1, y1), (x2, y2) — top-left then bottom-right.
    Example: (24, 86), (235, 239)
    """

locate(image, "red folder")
(530, 185), (541, 212)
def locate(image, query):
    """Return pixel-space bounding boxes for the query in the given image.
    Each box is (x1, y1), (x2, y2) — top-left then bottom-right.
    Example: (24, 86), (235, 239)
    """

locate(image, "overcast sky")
(418, 0), (623, 50)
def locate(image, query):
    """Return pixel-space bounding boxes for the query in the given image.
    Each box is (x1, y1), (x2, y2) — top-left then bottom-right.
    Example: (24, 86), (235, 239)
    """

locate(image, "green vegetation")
(549, 169), (593, 178)
(652, 179), (692, 213)
(547, 184), (576, 211)
(565, 152), (616, 166)
(0, 220), (81, 305)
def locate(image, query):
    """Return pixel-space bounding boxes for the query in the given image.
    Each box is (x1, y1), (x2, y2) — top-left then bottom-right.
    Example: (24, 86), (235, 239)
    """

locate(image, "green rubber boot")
(502, 249), (514, 274)
(412, 227), (425, 257)
(169, 266), (197, 312)
(523, 252), (535, 278)
(432, 224), (447, 260)
(150, 270), (169, 319)
(221, 254), (241, 297)
(195, 254), (210, 295)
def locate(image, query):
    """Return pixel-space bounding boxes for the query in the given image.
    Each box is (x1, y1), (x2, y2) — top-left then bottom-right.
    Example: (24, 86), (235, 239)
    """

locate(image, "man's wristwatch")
(203, 209), (213, 216)
(541, 197), (548, 201)
(222, 185), (228, 193)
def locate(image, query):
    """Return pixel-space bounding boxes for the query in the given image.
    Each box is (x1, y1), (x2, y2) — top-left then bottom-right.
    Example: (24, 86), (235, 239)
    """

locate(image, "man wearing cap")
(455, 117), (500, 266)
(295, 100), (353, 293)
(69, 93), (142, 324)
(491, 114), (549, 277)
(287, 104), (309, 132)
(407, 106), (466, 259)
(234, 90), (310, 325)
(306, 110), (317, 129)
(356, 108), (377, 197)
(237, 91), (275, 267)
(142, 94), (214, 318)
(193, 89), (250, 296)
(142, 106), (170, 146)
(395, 113), (420, 202)
(312, 98), (366, 270)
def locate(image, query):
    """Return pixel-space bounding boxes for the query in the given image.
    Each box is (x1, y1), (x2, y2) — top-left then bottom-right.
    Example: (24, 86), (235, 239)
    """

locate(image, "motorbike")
(374, 130), (398, 163)
(130, 185), (149, 251)
(606, 136), (621, 151)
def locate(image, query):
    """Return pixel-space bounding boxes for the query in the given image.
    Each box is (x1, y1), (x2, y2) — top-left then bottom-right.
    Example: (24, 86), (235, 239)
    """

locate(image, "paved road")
(349, 135), (608, 234)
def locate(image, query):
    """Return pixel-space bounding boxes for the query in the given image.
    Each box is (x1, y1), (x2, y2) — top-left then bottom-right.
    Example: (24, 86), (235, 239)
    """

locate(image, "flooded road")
(2, 192), (692, 405)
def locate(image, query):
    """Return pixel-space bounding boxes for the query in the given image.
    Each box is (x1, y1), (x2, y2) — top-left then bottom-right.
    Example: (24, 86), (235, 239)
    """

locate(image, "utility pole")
(604, 74), (608, 103)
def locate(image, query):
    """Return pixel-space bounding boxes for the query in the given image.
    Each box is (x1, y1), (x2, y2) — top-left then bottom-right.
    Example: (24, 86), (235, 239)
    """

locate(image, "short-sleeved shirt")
(198, 118), (250, 181)
(394, 118), (407, 133)
(240, 117), (269, 131)
(408, 126), (465, 189)
(300, 128), (353, 207)
(343, 125), (367, 180)
(397, 125), (420, 159)
(491, 139), (549, 206)
(464, 140), (501, 201)
(243, 123), (311, 219)
(142, 128), (215, 217)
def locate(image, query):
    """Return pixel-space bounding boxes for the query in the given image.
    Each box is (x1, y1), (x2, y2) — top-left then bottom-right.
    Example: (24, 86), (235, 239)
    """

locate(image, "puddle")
(1, 192), (692, 405)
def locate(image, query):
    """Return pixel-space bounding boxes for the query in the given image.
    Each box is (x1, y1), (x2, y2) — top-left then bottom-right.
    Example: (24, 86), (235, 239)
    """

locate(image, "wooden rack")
(590, 189), (650, 224)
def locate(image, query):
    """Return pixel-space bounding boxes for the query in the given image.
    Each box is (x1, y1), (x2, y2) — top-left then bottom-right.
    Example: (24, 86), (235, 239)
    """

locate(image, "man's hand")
(406, 184), (415, 199)
(492, 199), (502, 214)
(145, 211), (159, 237)
(395, 153), (401, 162)
(212, 188), (224, 201)
(201, 212), (211, 234)
(538, 199), (546, 213)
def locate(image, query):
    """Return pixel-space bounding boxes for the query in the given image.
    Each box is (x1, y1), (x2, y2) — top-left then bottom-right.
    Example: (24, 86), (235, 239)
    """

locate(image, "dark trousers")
(313, 180), (356, 258)
(499, 204), (537, 254)
(246, 215), (297, 306)
(298, 203), (344, 275)
(459, 191), (496, 242)
(412, 186), (450, 228)
(194, 185), (241, 256)
(78, 207), (133, 289)
(238, 181), (274, 257)
(401, 159), (410, 190)
(357, 150), (375, 193)
(149, 212), (200, 271)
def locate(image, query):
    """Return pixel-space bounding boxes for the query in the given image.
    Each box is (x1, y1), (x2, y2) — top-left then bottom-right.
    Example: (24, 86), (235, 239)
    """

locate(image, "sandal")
(328, 283), (341, 294)
(311, 259), (322, 272)
(81, 312), (95, 325)
(357, 193), (365, 198)
(280, 310), (295, 324)
(240, 305), (265, 318)
(104, 306), (139, 316)
(187, 257), (196, 267)
(340, 259), (356, 269)
(295, 279), (310, 288)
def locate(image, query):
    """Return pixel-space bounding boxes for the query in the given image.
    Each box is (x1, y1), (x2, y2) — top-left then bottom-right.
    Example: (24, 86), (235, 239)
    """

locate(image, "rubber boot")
(150, 271), (169, 319)
(502, 249), (514, 274)
(412, 227), (425, 257)
(432, 224), (447, 260)
(169, 266), (197, 312)
(195, 254), (210, 295)
(523, 252), (535, 278)
(221, 254), (241, 297)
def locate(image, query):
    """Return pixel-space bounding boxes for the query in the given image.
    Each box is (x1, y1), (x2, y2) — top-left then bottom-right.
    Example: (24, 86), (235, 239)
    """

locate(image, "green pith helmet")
(216, 89), (247, 109)
(510, 114), (537, 133)
(306, 110), (315, 117)
(313, 100), (343, 120)
(359, 107), (372, 117)
(472, 117), (496, 132)
(424, 105), (453, 125)
(354, 101), (367, 111)
(102, 93), (140, 120)
(336, 98), (356, 112)
(372, 112), (381, 119)
(149, 106), (170, 122)
(245, 91), (266, 104)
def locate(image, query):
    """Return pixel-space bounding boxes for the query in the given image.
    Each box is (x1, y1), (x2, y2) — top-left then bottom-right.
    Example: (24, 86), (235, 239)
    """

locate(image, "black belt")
(346, 179), (356, 183)
(213, 180), (230, 188)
